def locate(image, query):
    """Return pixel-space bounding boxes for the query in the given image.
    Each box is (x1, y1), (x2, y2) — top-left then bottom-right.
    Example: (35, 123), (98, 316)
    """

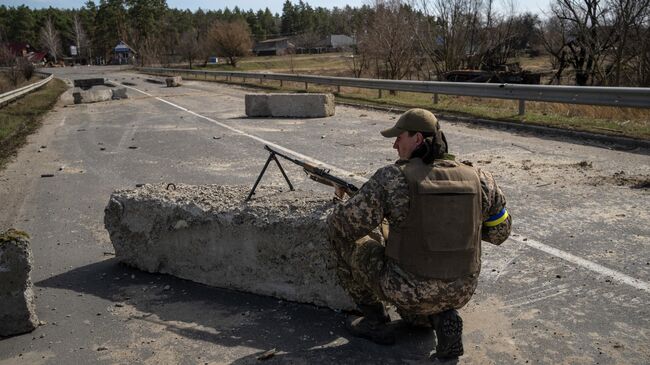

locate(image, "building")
(316, 34), (355, 50)
(253, 38), (294, 56)
(296, 34), (356, 54)
(113, 41), (136, 65)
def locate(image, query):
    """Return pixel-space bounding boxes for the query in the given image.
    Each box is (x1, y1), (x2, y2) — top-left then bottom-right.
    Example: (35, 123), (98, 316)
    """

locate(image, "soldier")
(327, 108), (512, 360)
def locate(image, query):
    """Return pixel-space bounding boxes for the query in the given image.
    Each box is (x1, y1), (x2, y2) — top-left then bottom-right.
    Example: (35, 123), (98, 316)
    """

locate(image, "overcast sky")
(2, 0), (550, 16)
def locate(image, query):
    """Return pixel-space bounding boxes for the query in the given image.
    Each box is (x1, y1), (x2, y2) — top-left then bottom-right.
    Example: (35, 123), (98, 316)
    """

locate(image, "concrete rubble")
(104, 184), (355, 310)
(72, 87), (128, 104)
(0, 229), (39, 337)
(111, 87), (128, 100)
(166, 76), (182, 87)
(245, 93), (335, 118)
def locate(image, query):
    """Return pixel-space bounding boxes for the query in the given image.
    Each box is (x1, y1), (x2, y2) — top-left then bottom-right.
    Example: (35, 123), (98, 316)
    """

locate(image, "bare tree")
(359, 0), (419, 81)
(607, 0), (650, 85)
(178, 28), (202, 69)
(70, 14), (89, 60)
(546, 0), (619, 85)
(411, 0), (484, 79)
(40, 17), (62, 64)
(347, 51), (369, 78)
(539, 17), (569, 84)
(208, 20), (253, 68)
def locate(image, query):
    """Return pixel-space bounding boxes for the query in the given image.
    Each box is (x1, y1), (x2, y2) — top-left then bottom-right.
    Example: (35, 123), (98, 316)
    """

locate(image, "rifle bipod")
(246, 148), (295, 201)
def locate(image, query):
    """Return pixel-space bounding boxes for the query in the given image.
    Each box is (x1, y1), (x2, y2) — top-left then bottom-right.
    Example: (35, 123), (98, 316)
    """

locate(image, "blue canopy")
(114, 41), (133, 53)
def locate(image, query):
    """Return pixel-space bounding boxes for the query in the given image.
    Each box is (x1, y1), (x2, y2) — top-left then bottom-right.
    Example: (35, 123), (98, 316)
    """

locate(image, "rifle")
(246, 145), (359, 201)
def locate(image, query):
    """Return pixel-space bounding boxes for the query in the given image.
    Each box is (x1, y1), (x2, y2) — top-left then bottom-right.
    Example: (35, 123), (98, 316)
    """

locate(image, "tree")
(178, 28), (201, 68)
(358, 0), (418, 81)
(95, 0), (128, 61)
(607, 0), (650, 86)
(281, 0), (297, 35)
(70, 13), (89, 60)
(209, 19), (252, 67)
(410, 0), (485, 79)
(40, 17), (61, 63)
(545, 0), (618, 86)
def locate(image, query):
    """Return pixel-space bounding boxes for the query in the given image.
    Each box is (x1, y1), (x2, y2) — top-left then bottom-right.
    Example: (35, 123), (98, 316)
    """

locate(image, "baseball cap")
(380, 108), (439, 137)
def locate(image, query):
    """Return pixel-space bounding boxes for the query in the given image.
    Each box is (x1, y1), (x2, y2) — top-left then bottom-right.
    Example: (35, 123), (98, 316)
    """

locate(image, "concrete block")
(72, 89), (112, 104)
(0, 229), (38, 337)
(111, 87), (128, 100)
(166, 76), (182, 87)
(104, 184), (354, 310)
(245, 93), (335, 118)
(73, 78), (106, 89)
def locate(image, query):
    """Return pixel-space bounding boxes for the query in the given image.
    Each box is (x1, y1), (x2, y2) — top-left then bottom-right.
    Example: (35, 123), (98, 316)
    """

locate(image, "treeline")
(0, 0), (369, 66)
(1, 0), (649, 87)
(352, 0), (650, 87)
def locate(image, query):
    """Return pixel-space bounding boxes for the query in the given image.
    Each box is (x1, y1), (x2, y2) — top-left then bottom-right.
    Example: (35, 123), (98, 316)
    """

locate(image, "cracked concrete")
(104, 184), (355, 310)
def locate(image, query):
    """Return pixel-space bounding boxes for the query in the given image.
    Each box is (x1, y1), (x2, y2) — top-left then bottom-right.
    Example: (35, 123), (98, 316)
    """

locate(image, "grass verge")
(0, 78), (68, 169)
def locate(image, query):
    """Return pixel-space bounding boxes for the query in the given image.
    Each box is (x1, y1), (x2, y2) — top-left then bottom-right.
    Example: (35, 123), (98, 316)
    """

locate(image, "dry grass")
(0, 72), (36, 94)
(0, 78), (68, 168)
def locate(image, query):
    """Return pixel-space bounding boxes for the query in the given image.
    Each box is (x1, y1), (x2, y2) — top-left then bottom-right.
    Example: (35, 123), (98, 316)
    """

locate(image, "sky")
(1, 0), (550, 16)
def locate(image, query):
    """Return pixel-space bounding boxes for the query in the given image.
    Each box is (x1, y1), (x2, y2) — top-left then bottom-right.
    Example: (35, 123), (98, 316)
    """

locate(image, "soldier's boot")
(345, 303), (395, 345)
(430, 309), (464, 360)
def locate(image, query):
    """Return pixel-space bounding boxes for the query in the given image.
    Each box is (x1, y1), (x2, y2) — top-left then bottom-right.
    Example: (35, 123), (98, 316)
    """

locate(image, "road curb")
(335, 101), (650, 153)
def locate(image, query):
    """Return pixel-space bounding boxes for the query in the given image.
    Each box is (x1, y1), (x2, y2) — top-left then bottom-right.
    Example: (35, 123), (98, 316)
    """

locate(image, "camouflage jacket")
(327, 159), (512, 249)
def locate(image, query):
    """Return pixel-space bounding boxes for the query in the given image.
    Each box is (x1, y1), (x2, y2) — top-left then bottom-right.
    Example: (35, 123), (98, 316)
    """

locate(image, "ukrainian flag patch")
(484, 208), (508, 227)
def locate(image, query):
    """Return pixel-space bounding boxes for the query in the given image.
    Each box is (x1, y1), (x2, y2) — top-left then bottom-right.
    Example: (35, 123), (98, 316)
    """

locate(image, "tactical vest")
(385, 158), (482, 279)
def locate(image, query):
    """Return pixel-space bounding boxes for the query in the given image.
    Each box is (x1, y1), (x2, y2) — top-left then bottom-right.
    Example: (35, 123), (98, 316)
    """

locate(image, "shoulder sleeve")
(478, 168), (512, 245)
(326, 165), (405, 243)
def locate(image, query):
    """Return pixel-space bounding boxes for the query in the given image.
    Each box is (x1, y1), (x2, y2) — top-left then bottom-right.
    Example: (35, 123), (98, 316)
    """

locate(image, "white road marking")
(510, 236), (649, 293)
(118, 81), (650, 294)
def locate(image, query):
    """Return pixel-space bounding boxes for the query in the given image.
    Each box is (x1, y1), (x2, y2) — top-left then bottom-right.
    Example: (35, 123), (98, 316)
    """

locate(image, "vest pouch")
(416, 180), (480, 253)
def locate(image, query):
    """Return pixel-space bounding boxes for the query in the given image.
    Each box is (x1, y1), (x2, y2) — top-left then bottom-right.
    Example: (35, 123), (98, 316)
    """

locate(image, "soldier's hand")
(334, 186), (347, 200)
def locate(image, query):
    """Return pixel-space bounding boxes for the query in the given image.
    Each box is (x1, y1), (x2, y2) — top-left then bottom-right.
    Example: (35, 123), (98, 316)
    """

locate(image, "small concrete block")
(73, 78), (106, 89)
(0, 229), (38, 337)
(166, 76), (182, 87)
(111, 87), (128, 100)
(104, 185), (354, 310)
(245, 93), (335, 118)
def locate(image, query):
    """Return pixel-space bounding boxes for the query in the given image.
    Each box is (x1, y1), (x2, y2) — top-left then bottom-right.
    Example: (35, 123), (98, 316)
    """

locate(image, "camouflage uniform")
(326, 159), (511, 324)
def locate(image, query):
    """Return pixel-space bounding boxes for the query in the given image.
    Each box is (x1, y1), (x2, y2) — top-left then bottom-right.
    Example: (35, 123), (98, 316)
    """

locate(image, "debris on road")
(256, 348), (277, 361)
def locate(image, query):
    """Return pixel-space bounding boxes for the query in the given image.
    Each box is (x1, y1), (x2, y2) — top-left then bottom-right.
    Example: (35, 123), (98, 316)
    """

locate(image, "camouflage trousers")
(330, 232), (478, 325)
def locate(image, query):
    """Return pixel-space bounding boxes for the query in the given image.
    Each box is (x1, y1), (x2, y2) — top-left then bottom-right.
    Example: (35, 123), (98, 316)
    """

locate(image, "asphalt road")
(0, 65), (648, 364)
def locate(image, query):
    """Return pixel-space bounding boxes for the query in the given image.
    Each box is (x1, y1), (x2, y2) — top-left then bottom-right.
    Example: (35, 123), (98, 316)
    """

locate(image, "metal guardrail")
(0, 71), (54, 108)
(140, 67), (650, 115)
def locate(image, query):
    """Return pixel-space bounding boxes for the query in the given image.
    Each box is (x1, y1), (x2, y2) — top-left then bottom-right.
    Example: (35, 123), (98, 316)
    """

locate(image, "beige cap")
(380, 108), (439, 137)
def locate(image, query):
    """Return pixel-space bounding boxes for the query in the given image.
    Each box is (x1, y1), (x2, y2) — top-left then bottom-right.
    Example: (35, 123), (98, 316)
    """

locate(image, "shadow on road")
(35, 259), (435, 363)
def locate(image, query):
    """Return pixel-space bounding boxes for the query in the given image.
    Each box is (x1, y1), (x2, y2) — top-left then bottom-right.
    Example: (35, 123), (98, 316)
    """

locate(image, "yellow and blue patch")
(483, 208), (509, 227)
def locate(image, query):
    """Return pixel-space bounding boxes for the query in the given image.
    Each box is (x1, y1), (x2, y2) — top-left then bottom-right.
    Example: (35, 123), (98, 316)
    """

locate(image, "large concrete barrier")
(72, 87), (128, 104)
(73, 88), (112, 104)
(104, 184), (354, 310)
(0, 229), (38, 337)
(245, 93), (335, 118)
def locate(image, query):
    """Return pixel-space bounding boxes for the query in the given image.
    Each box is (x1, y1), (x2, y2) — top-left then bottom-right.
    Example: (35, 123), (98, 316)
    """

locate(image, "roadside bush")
(0, 45), (15, 67)
(17, 58), (35, 80)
